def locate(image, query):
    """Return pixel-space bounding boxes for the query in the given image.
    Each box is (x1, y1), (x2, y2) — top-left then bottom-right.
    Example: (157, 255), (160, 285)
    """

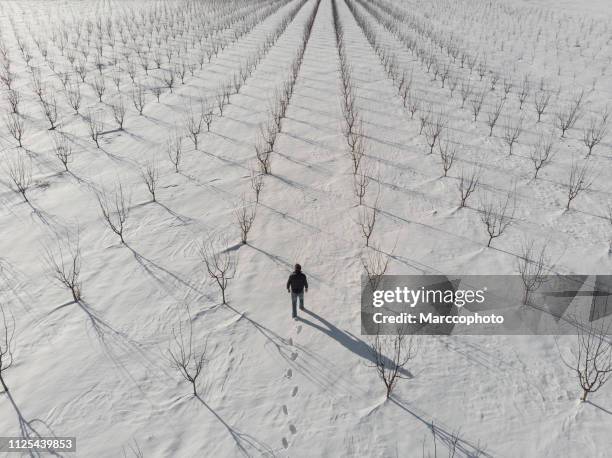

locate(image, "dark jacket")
(287, 271), (308, 293)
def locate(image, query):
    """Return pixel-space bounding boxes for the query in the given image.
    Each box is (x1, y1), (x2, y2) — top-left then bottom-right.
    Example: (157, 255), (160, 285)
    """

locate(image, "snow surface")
(0, 0), (611, 457)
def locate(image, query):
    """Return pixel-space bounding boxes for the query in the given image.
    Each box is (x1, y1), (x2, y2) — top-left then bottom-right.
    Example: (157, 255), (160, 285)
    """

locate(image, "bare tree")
(370, 326), (418, 398)
(534, 90), (551, 122)
(97, 182), (131, 244)
(470, 88), (487, 121)
(200, 235), (237, 304)
(0, 304), (15, 394)
(358, 202), (378, 247)
(111, 96), (126, 130)
(167, 306), (207, 397)
(503, 116), (523, 155)
(361, 246), (390, 292)
(582, 111), (608, 157)
(566, 160), (592, 210)
(458, 167), (480, 207)
(140, 160), (159, 202)
(201, 98), (214, 132)
(5, 153), (32, 202)
(424, 113), (446, 154)
(479, 190), (515, 247)
(558, 317), (612, 402)
(167, 131), (183, 173)
(41, 93), (59, 130)
(185, 107), (203, 150)
(530, 132), (556, 180)
(87, 110), (104, 148)
(353, 165), (371, 205)
(249, 167), (264, 203)
(486, 96), (505, 136)
(66, 82), (82, 114)
(93, 76), (106, 102)
(517, 75), (530, 109)
(517, 240), (548, 305)
(556, 90), (584, 138)
(45, 231), (82, 302)
(439, 138), (456, 177)
(52, 132), (72, 171)
(234, 195), (257, 244)
(131, 84), (146, 115)
(5, 112), (26, 148)
(5, 89), (20, 114)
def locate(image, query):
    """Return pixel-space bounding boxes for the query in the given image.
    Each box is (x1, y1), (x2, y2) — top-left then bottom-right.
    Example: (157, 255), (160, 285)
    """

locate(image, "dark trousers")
(291, 292), (304, 317)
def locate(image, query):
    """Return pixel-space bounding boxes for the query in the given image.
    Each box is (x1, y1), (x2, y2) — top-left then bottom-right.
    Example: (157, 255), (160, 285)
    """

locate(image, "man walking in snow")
(287, 264), (308, 319)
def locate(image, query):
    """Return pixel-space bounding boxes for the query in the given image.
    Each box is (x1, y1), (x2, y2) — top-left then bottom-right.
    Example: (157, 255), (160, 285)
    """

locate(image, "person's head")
(294, 263), (301, 273)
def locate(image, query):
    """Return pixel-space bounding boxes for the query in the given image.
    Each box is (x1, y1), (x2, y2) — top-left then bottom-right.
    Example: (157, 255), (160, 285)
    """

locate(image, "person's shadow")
(298, 309), (412, 378)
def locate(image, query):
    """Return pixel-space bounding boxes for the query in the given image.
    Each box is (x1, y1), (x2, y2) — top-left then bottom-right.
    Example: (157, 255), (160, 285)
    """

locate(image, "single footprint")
(282, 405), (288, 415)
(285, 368), (293, 378)
(282, 438), (289, 449)
(289, 424), (297, 435)
(291, 386), (298, 397)
(290, 352), (298, 361)
(296, 325), (302, 334)
(288, 337), (293, 346)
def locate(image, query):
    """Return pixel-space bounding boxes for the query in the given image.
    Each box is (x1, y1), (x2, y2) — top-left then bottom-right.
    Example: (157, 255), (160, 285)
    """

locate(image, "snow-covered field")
(0, 0), (611, 456)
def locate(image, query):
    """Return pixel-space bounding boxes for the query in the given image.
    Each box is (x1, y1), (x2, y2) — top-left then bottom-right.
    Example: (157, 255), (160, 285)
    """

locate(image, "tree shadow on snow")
(298, 309), (412, 378)
(194, 394), (274, 457)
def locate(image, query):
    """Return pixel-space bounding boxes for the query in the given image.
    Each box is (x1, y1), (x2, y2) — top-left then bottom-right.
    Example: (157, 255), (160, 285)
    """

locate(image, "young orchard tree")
(470, 88), (487, 122)
(458, 167), (480, 207)
(517, 240), (548, 305)
(353, 165), (371, 205)
(556, 91), (585, 138)
(87, 111), (104, 148)
(486, 96), (505, 136)
(566, 160), (593, 210)
(167, 306), (208, 397)
(5, 112), (26, 148)
(370, 326), (418, 399)
(97, 182), (131, 244)
(424, 113), (446, 154)
(131, 84), (146, 115)
(93, 76), (106, 102)
(503, 116), (523, 155)
(460, 80), (472, 109)
(41, 93), (59, 130)
(0, 304), (15, 394)
(358, 203), (378, 247)
(582, 111), (609, 157)
(5, 153), (32, 202)
(234, 195), (257, 244)
(5, 89), (20, 114)
(361, 246), (390, 292)
(530, 132), (556, 180)
(249, 166), (264, 203)
(66, 82), (82, 114)
(111, 96), (126, 130)
(45, 231), (83, 302)
(167, 131), (183, 173)
(517, 75), (530, 109)
(200, 235), (237, 305)
(152, 86), (162, 103)
(534, 90), (551, 122)
(52, 132), (72, 172)
(185, 107), (203, 150)
(438, 138), (456, 177)
(201, 98), (214, 132)
(479, 190), (515, 247)
(558, 317), (612, 402)
(140, 160), (159, 202)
